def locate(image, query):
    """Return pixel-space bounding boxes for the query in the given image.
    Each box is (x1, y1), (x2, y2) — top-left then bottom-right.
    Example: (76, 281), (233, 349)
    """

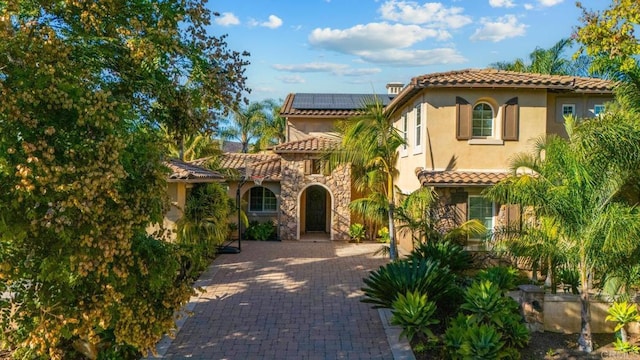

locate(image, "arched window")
(249, 186), (277, 212)
(472, 103), (493, 137)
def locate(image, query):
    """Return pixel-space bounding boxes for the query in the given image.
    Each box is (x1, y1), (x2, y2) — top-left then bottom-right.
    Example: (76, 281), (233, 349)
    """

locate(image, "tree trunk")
(578, 260), (593, 352)
(388, 202), (397, 260)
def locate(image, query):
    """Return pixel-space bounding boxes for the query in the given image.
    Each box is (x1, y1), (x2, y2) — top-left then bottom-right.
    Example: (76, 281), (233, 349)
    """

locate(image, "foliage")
(0, 1), (248, 358)
(606, 301), (640, 344)
(476, 266), (520, 293)
(245, 220), (276, 241)
(361, 259), (457, 309)
(390, 291), (439, 342)
(612, 338), (640, 354)
(483, 111), (640, 353)
(557, 267), (580, 295)
(575, 1), (640, 73)
(408, 240), (472, 274)
(349, 223), (366, 243)
(395, 187), (486, 246)
(255, 99), (287, 150)
(491, 38), (589, 76)
(176, 183), (234, 276)
(329, 98), (405, 259)
(220, 101), (268, 153)
(376, 227), (390, 243)
(445, 316), (508, 360)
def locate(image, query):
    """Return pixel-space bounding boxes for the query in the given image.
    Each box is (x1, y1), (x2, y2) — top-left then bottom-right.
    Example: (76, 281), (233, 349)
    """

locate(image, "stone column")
(518, 284), (545, 333)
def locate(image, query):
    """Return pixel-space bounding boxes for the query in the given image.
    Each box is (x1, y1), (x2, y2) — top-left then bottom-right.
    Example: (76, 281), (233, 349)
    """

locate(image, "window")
(472, 103), (493, 137)
(415, 104), (422, 147)
(562, 104), (575, 117)
(468, 196), (494, 238)
(249, 186), (277, 212)
(594, 104), (605, 117)
(402, 115), (408, 150)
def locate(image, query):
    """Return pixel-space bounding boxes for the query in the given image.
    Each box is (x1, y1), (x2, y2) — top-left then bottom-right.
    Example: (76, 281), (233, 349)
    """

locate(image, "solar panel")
(291, 93), (391, 110)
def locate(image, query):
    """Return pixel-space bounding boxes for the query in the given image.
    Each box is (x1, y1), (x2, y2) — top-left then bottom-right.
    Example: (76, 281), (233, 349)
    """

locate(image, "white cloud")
(354, 48), (466, 66)
(278, 75), (306, 84)
(309, 22), (448, 54)
(272, 62), (381, 76)
(524, 3), (534, 10)
(249, 15), (283, 29)
(215, 12), (240, 27)
(538, 0), (563, 6)
(489, 0), (515, 8)
(470, 15), (527, 42)
(378, 1), (472, 29)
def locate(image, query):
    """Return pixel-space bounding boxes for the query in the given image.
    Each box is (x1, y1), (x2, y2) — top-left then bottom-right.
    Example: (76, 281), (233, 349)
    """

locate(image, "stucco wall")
(543, 294), (640, 334)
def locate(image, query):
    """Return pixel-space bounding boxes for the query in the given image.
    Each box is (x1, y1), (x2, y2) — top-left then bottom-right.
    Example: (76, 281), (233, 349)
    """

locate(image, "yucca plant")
(409, 240), (472, 274)
(390, 290), (439, 342)
(476, 266), (519, 293)
(606, 301), (640, 343)
(361, 258), (457, 309)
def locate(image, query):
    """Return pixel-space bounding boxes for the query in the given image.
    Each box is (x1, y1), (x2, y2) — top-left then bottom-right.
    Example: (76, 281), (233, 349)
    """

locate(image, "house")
(386, 69), (613, 250)
(189, 69), (613, 251)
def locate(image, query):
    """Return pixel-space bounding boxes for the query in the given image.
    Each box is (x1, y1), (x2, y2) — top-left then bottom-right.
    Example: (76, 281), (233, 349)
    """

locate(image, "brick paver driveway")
(160, 241), (394, 359)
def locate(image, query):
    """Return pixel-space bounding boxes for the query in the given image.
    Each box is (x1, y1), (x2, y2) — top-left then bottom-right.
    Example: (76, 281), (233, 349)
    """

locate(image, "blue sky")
(206, 0), (605, 103)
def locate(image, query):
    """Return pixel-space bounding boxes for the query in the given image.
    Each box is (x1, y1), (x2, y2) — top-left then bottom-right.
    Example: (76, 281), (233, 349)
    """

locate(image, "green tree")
(161, 126), (222, 162)
(330, 100), (405, 260)
(220, 101), (268, 153)
(256, 99), (287, 150)
(491, 38), (589, 76)
(484, 113), (640, 353)
(0, 1), (248, 358)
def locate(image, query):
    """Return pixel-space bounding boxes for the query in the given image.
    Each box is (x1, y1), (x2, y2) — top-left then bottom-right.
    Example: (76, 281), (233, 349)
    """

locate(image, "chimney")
(386, 82), (404, 96)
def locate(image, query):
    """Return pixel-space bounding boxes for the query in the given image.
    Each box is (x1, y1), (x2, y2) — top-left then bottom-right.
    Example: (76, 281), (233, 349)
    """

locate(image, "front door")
(305, 186), (326, 232)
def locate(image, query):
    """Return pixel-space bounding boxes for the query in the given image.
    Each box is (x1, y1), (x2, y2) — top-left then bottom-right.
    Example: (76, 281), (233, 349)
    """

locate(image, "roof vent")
(386, 82), (404, 95)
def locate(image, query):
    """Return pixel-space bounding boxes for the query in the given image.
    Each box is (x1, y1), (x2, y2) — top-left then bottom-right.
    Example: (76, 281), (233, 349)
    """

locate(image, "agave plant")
(459, 324), (506, 360)
(476, 266), (519, 293)
(361, 258), (457, 309)
(390, 290), (439, 342)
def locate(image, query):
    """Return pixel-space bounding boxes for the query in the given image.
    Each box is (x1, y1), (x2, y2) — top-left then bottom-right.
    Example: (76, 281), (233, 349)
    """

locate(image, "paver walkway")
(156, 241), (395, 359)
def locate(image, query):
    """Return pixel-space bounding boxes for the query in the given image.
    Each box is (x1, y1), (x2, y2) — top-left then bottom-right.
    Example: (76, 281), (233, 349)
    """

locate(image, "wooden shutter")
(304, 159), (312, 175)
(502, 97), (519, 141)
(456, 97), (472, 140)
(505, 204), (521, 232)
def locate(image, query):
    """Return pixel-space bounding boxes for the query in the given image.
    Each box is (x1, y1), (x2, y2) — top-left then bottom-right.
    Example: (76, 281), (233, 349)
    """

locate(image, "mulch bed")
(413, 333), (640, 359)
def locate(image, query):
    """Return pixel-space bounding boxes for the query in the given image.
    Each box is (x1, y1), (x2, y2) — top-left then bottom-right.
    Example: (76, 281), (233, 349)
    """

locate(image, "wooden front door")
(305, 186), (327, 232)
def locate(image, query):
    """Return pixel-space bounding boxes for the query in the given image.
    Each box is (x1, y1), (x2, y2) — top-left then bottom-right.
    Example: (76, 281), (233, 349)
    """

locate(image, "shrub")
(476, 266), (519, 292)
(349, 223), (366, 243)
(361, 258), (457, 309)
(245, 220), (276, 241)
(377, 226), (390, 243)
(606, 301), (640, 344)
(390, 290), (439, 342)
(409, 240), (472, 274)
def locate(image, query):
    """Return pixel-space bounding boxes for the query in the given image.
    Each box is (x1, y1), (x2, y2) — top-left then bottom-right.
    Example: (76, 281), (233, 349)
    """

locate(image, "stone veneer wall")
(279, 154), (351, 241)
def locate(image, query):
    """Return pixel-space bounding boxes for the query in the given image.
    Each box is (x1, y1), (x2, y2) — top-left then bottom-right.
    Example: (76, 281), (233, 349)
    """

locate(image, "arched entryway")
(298, 184), (332, 240)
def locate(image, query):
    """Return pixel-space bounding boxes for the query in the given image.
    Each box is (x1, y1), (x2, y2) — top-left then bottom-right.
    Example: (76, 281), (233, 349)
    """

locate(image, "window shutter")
(506, 204), (521, 232)
(456, 97), (472, 140)
(502, 97), (519, 141)
(304, 160), (312, 175)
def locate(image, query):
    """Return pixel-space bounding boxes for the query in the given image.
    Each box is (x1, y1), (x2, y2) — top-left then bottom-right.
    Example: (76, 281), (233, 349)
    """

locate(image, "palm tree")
(220, 101), (267, 153)
(256, 99), (287, 150)
(491, 38), (585, 75)
(484, 112), (640, 353)
(161, 126), (221, 162)
(329, 99), (405, 260)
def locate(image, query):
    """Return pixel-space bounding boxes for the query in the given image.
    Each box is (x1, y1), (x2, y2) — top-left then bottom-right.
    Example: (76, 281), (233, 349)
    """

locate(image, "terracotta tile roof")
(273, 136), (339, 153)
(280, 93), (393, 118)
(166, 158), (223, 182)
(192, 153), (281, 181)
(417, 170), (510, 187)
(388, 68), (614, 111)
